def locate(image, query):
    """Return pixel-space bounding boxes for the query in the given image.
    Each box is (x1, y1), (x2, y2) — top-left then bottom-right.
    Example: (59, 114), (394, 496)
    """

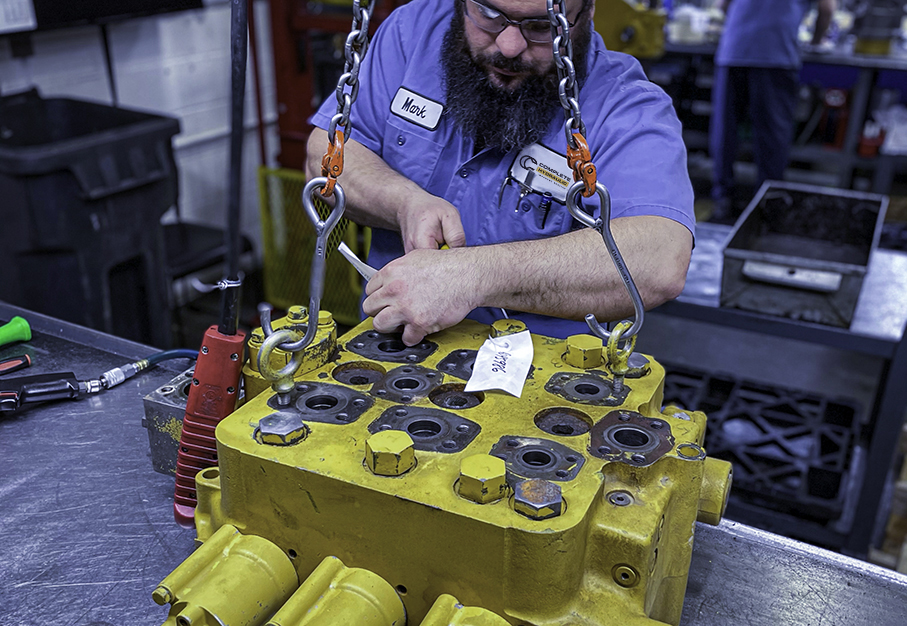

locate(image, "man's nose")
(495, 23), (528, 58)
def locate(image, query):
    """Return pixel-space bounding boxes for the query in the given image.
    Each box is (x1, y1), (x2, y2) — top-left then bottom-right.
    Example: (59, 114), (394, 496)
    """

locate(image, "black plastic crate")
(0, 89), (179, 347)
(662, 363), (861, 522)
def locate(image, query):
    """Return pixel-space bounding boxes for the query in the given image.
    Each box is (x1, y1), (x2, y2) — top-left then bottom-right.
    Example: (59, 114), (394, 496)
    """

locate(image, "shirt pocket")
(381, 116), (445, 190)
(488, 182), (572, 244)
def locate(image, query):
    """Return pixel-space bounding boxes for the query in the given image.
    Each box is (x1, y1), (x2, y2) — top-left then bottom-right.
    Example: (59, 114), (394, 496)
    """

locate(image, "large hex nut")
(565, 334), (603, 369)
(513, 478), (563, 520)
(458, 454), (507, 504)
(256, 412), (308, 446)
(365, 430), (416, 476)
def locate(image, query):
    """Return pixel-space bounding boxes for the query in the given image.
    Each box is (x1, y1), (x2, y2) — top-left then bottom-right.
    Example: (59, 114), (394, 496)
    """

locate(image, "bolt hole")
(407, 419), (442, 438)
(556, 469), (569, 478)
(574, 383), (601, 395)
(161, 386), (175, 394)
(200, 468), (219, 480)
(442, 440), (457, 449)
(456, 424), (470, 433)
(621, 572), (630, 580)
(288, 549), (298, 559)
(522, 450), (554, 467)
(506, 439), (519, 447)
(631, 454), (646, 464)
(394, 378), (420, 390)
(177, 617), (190, 626)
(378, 340), (407, 353)
(613, 427), (652, 448)
(598, 445), (612, 455)
(396, 584), (407, 595)
(305, 395), (339, 411)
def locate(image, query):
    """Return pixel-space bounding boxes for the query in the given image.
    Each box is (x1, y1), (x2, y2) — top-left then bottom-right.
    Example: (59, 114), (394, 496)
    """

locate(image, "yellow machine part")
(242, 305), (338, 401)
(160, 318), (731, 626)
(595, 0), (667, 59)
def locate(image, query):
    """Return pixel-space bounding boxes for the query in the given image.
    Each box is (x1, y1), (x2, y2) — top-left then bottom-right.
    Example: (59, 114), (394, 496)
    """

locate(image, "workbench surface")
(1, 301), (905, 626)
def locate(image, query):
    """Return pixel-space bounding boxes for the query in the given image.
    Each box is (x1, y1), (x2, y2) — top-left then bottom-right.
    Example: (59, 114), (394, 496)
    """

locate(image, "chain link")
(322, 0), (375, 197)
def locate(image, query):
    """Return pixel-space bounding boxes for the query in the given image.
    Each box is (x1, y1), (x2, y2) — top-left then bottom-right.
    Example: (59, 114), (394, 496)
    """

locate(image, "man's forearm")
(471, 217), (692, 320)
(812, 0), (836, 45)
(306, 128), (423, 231)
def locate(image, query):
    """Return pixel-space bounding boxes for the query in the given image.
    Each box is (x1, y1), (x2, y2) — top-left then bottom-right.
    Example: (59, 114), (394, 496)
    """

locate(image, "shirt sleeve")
(582, 52), (696, 237)
(309, 4), (413, 157)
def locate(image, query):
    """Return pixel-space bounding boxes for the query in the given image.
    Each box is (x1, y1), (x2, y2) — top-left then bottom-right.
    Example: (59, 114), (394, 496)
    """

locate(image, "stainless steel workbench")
(1, 301), (905, 625)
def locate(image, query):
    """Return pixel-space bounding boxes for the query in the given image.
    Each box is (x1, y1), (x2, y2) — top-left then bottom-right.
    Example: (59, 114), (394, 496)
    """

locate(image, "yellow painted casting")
(420, 594), (511, 626)
(267, 556), (405, 626)
(154, 524), (297, 626)
(156, 318), (731, 626)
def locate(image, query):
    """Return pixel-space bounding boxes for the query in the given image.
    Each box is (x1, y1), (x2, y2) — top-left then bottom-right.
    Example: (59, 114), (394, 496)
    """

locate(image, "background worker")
(709, 0), (836, 223)
(307, 0), (695, 345)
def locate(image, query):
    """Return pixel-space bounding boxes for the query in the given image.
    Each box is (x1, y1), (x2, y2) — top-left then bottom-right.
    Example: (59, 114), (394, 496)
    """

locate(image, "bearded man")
(306, 0), (694, 345)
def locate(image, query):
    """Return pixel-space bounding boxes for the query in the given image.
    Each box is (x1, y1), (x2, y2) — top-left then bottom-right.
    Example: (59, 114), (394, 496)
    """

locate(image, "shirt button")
(397, 135), (406, 146)
(520, 201), (532, 212)
(460, 169), (470, 178)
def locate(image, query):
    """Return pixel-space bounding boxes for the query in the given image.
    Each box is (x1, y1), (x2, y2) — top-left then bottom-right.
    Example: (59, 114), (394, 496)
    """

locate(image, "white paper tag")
(464, 331), (534, 398)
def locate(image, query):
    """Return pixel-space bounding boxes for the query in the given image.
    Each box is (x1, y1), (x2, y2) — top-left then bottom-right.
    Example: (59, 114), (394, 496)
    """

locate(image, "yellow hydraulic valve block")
(157, 318), (731, 626)
(595, 0), (667, 59)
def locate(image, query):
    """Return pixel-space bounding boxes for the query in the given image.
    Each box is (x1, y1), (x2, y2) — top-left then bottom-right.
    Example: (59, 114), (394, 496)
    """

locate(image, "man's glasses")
(461, 0), (578, 44)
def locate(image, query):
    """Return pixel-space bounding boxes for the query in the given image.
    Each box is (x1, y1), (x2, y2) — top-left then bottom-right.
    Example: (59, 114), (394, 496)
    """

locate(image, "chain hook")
(566, 181), (645, 340)
(566, 133), (597, 198)
(320, 129), (346, 198)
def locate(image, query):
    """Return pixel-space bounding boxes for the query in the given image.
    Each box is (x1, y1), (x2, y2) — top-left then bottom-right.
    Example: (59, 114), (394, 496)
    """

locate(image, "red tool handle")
(173, 325), (246, 528)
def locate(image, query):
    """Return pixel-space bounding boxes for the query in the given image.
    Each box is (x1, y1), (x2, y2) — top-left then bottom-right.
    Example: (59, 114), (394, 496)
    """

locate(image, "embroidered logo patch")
(391, 87), (444, 130)
(509, 143), (571, 201)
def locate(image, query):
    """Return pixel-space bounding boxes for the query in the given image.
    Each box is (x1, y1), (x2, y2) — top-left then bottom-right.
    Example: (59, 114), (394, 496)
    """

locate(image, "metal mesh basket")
(257, 166), (369, 327)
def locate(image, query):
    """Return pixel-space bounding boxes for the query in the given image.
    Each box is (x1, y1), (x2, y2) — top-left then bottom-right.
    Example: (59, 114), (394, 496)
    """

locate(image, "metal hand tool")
(338, 241), (378, 281)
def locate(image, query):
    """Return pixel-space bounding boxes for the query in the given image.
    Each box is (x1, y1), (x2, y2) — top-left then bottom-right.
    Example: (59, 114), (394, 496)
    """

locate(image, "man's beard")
(441, 9), (590, 153)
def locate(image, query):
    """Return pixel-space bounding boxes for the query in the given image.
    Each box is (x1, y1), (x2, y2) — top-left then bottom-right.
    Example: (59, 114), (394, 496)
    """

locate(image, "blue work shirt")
(716, 0), (811, 69)
(311, 0), (694, 338)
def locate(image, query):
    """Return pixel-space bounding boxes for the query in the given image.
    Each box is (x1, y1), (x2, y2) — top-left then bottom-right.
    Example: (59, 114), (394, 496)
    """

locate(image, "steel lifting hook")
(257, 177), (346, 402)
(565, 180), (645, 343)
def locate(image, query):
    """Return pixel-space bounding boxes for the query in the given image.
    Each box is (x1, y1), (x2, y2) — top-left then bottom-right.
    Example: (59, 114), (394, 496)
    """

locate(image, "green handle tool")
(0, 316), (31, 348)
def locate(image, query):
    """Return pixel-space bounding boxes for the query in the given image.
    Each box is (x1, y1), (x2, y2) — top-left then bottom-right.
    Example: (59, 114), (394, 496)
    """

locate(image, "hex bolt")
(256, 413), (308, 446)
(318, 310), (333, 326)
(492, 319), (528, 337)
(458, 454), (508, 504)
(564, 334), (603, 369)
(513, 478), (563, 520)
(365, 430), (416, 476)
(287, 306), (306, 321)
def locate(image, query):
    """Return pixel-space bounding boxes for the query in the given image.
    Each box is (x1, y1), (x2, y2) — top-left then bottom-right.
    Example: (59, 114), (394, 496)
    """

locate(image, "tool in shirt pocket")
(499, 143), (574, 231)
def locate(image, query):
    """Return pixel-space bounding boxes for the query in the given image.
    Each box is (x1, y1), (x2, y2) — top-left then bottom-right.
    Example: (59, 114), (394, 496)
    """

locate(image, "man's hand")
(397, 196), (467, 253)
(363, 249), (477, 346)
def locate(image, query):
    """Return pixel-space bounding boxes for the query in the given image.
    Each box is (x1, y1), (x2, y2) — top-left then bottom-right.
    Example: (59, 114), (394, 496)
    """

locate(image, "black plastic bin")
(0, 89), (180, 347)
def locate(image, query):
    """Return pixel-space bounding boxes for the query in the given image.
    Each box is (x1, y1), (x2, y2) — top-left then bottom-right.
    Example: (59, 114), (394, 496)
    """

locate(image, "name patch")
(509, 143), (572, 202)
(391, 88), (443, 130)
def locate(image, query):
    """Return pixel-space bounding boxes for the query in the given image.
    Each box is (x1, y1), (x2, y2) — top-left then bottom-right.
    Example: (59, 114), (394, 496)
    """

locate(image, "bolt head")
(365, 430), (416, 476)
(513, 478), (563, 520)
(565, 334), (603, 369)
(287, 305), (307, 321)
(491, 319), (527, 337)
(256, 412), (308, 445)
(318, 310), (334, 326)
(458, 454), (507, 504)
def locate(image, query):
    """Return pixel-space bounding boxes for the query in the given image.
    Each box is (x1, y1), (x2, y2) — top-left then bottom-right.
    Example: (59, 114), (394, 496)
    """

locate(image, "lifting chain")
(257, 1), (374, 402)
(547, 0), (645, 347)
(321, 0), (375, 197)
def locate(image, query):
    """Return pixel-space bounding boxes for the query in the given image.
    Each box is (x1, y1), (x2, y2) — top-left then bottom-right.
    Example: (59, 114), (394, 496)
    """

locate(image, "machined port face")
(346, 330), (438, 363)
(589, 410), (675, 466)
(367, 406), (480, 453)
(491, 436), (585, 482)
(332, 361), (387, 386)
(545, 371), (629, 406)
(370, 365), (444, 404)
(265, 381), (374, 425)
(429, 384), (484, 410)
(435, 349), (477, 381)
(534, 407), (593, 437)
